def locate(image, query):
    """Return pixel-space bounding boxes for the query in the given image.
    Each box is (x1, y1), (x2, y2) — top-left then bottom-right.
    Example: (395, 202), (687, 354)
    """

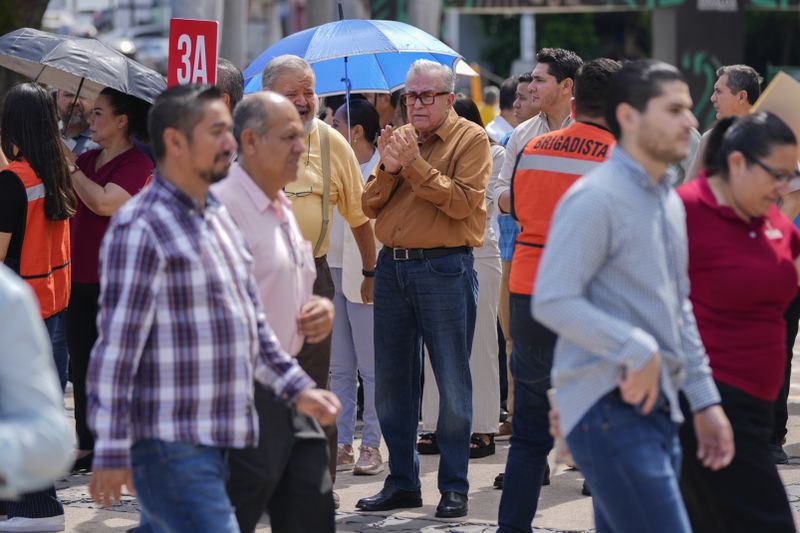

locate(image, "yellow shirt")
(479, 103), (497, 128)
(285, 118), (370, 257)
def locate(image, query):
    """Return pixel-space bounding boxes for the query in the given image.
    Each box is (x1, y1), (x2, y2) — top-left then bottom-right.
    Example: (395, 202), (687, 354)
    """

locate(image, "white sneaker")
(353, 446), (385, 475)
(0, 515), (65, 532)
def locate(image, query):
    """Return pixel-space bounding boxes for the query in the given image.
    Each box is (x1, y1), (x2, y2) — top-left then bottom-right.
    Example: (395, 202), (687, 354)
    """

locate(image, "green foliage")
(537, 14), (599, 59)
(744, 11), (800, 81)
(479, 14), (521, 77)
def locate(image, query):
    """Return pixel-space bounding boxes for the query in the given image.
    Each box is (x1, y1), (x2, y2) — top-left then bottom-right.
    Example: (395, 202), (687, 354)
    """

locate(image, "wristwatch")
(362, 269), (375, 278)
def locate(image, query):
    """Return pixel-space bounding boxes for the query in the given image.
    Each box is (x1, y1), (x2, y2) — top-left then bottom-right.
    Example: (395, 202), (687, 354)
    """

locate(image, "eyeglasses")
(401, 91), (450, 106)
(745, 155), (800, 184)
(284, 186), (313, 198)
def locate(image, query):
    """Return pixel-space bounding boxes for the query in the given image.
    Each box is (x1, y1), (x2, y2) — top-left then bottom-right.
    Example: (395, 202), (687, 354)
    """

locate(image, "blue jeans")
(329, 267), (381, 448)
(498, 295), (555, 532)
(374, 249), (477, 495)
(566, 392), (691, 533)
(132, 440), (239, 533)
(44, 311), (68, 392)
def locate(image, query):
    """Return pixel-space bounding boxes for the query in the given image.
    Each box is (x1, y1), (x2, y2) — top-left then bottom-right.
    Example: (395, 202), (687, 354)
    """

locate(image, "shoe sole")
(353, 465), (385, 476)
(355, 499), (422, 512)
(435, 508), (468, 519)
(336, 462), (355, 471)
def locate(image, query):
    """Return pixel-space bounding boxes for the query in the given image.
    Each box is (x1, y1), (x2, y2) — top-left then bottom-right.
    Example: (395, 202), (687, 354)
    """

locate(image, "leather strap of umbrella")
(314, 124), (331, 257)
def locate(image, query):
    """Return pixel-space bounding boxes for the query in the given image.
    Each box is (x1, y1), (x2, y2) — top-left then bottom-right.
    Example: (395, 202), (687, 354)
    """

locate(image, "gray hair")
(262, 54), (315, 90)
(406, 60), (455, 92)
(716, 64), (763, 105)
(233, 93), (271, 152)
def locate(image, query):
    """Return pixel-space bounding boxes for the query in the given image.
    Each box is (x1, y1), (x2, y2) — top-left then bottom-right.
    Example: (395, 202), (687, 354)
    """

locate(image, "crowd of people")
(0, 37), (798, 533)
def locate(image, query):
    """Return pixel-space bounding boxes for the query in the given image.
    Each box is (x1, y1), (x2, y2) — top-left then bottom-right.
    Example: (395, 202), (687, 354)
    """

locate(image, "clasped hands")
(377, 125), (419, 174)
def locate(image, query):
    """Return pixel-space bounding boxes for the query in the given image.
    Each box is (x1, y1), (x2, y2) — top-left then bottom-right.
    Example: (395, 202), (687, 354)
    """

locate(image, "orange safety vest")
(4, 160), (71, 318)
(509, 122), (615, 296)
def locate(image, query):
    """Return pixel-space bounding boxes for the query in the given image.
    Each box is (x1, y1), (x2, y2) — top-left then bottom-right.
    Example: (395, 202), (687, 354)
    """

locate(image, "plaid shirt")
(88, 173), (314, 470)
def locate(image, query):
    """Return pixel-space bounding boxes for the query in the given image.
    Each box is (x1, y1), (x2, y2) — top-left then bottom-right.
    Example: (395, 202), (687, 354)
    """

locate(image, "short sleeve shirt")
(72, 147), (153, 283)
(0, 170), (27, 273)
(285, 119), (369, 257)
(678, 174), (800, 401)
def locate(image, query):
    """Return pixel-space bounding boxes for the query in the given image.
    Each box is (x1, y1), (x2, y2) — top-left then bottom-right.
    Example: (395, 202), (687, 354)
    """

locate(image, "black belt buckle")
(393, 248), (411, 261)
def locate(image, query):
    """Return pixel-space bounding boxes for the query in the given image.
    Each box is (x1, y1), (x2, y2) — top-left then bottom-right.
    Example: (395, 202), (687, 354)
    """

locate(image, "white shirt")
(486, 114), (514, 143)
(494, 112), (573, 205)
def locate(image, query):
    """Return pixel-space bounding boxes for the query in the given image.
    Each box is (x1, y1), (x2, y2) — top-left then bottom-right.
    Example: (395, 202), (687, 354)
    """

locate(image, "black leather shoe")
(355, 487), (422, 512)
(435, 491), (468, 518)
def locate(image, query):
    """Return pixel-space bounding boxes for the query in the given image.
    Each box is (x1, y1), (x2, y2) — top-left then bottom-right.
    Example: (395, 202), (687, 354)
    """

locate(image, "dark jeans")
(774, 289), (800, 445)
(294, 255), (337, 483)
(681, 382), (796, 533)
(568, 392), (690, 533)
(44, 311), (69, 391)
(497, 294), (555, 533)
(227, 385), (334, 533)
(374, 248), (477, 494)
(65, 281), (99, 451)
(133, 440), (238, 533)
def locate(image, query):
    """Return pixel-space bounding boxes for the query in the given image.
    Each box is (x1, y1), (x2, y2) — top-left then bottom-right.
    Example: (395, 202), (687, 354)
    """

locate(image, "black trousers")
(226, 384), (335, 533)
(295, 256), (337, 482)
(680, 381), (796, 533)
(65, 281), (100, 451)
(774, 289), (800, 444)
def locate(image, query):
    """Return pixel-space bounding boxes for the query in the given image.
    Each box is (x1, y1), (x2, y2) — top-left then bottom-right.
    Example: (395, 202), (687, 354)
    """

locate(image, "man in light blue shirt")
(0, 264), (72, 501)
(533, 60), (734, 533)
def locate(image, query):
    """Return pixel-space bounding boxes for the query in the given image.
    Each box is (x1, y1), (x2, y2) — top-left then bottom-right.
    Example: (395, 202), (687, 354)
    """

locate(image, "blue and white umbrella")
(242, 19), (476, 97)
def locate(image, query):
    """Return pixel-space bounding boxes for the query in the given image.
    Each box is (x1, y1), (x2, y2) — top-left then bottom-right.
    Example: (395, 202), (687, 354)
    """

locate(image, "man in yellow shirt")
(261, 55), (377, 488)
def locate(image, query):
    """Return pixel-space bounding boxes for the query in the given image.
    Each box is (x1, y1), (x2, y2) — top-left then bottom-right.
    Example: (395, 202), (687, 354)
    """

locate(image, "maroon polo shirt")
(678, 174), (800, 401)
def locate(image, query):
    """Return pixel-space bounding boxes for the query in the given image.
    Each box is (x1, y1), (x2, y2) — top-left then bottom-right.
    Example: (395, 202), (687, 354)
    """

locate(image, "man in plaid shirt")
(86, 85), (340, 532)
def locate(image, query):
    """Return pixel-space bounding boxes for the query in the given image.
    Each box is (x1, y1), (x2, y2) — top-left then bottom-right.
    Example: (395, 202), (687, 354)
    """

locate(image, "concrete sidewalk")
(55, 355), (800, 532)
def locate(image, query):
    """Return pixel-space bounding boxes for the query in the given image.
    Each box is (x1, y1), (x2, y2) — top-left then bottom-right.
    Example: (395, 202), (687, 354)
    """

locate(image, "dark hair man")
(534, 60), (734, 533)
(497, 58), (621, 531)
(216, 57), (245, 113)
(486, 76), (519, 142)
(87, 84), (339, 531)
(497, 48), (583, 215)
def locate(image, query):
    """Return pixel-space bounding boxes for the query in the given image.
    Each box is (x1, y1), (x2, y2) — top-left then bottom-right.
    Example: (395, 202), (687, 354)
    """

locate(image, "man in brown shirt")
(356, 59), (491, 519)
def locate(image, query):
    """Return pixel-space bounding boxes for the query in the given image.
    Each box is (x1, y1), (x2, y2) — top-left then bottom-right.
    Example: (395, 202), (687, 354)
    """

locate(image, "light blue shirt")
(533, 148), (720, 436)
(0, 265), (72, 498)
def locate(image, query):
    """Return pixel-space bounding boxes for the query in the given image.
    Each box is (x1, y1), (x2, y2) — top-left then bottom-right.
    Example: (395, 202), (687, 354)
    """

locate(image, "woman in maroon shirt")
(65, 87), (154, 472)
(678, 112), (800, 533)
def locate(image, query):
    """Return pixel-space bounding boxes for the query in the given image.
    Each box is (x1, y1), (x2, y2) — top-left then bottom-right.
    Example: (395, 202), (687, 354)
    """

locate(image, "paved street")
(56, 338), (800, 532)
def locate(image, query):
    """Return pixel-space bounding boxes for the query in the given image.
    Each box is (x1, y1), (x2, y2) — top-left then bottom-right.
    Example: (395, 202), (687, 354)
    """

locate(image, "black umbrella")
(0, 27), (166, 104)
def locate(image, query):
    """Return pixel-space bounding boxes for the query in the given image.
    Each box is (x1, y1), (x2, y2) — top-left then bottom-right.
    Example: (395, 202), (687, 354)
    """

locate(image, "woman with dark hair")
(418, 93), (503, 459)
(0, 81), (76, 531)
(329, 98), (385, 474)
(678, 111), (800, 532)
(66, 87), (154, 473)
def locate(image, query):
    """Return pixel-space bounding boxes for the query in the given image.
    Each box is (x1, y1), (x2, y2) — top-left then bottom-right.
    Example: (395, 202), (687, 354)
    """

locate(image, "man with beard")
(261, 55), (377, 489)
(55, 89), (99, 156)
(86, 84), (340, 532)
(534, 60), (734, 532)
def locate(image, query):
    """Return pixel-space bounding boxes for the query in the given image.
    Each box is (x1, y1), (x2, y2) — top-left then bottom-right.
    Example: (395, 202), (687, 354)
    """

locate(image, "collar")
(577, 120), (612, 134)
(75, 128), (92, 140)
(419, 108), (458, 142)
(611, 148), (674, 194)
(153, 172), (221, 215)
(227, 162), (283, 214)
(696, 172), (766, 229)
(539, 111), (573, 131)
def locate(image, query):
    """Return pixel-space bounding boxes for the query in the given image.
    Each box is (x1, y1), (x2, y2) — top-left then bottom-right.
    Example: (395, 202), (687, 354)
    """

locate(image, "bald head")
(233, 91), (299, 151)
(234, 91), (306, 189)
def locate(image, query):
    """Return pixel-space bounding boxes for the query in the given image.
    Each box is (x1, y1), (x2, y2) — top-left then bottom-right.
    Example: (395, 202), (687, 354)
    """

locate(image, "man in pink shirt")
(212, 91), (337, 533)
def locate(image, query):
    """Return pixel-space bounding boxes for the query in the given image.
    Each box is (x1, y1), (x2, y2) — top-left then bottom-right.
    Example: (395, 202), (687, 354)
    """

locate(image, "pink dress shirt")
(212, 163), (316, 356)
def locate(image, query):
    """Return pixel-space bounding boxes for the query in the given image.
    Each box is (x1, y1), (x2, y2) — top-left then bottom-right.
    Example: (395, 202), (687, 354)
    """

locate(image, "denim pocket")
(425, 253), (466, 277)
